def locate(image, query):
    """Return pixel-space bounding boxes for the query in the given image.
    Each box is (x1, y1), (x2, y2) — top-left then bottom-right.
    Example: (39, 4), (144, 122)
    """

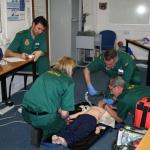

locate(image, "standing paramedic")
(5, 16), (49, 75)
(83, 49), (141, 96)
(22, 56), (76, 146)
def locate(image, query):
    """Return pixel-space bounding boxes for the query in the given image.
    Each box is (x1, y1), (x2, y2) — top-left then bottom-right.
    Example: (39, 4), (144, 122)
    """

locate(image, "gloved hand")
(87, 84), (97, 96)
(103, 98), (114, 105)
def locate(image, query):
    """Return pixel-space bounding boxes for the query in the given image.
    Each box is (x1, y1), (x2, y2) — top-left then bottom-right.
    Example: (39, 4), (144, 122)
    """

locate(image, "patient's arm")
(98, 100), (106, 108)
(105, 105), (123, 123)
(58, 108), (69, 119)
(95, 126), (106, 134)
(69, 110), (87, 119)
(95, 126), (101, 134)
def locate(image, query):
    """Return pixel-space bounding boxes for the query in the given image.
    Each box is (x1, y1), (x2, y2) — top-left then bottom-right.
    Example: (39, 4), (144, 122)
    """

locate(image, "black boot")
(31, 127), (43, 147)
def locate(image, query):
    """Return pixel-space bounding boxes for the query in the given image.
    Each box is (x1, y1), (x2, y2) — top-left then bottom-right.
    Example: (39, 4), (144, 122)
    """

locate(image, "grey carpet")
(0, 66), (147, 150)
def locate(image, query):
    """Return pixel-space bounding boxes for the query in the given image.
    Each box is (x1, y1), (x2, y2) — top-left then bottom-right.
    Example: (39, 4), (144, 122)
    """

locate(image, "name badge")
(118, 69), (124, 75)
(35, 42), (40, 46)
(35, 42), (40, 49)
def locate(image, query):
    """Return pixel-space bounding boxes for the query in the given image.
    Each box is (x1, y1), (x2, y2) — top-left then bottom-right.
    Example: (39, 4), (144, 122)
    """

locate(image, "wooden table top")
(126, 39), (150, 51)
(0, 58), (33, 76)
(136, 128), (150, 150)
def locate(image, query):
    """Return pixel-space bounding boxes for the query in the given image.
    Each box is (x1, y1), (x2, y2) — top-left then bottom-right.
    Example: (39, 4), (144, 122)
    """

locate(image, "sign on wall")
(7, 0), (25, 21)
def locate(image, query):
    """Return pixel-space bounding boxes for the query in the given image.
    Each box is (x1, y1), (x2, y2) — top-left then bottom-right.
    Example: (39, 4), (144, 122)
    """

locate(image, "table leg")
(1, 77), (7, 102)
(126, 40), (128, 53)
(1, 76), (14, 106)
(32, 62), (37, 82)
(146, 52), (150, 85)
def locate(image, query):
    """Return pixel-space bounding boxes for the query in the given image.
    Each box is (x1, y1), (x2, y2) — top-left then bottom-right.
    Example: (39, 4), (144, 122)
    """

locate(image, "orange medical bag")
(134, 97), (150, 129)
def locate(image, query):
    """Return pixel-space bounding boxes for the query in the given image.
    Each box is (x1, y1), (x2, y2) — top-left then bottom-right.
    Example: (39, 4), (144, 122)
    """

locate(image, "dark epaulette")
(99, 53), (104, 61)
(118, 50), (130, 67)
(120, 50), (126, 54)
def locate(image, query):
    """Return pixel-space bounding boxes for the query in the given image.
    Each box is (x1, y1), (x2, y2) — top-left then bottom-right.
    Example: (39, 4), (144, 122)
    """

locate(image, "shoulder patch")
(48, 70), (61, 77)
(121, 50), (126, 54)
(99, 56), (102, 60)
(24, 39), (30, 46)
(99, 54), (104, 61)
(127, 85), (135, 90)
(124, 62), (129, 66)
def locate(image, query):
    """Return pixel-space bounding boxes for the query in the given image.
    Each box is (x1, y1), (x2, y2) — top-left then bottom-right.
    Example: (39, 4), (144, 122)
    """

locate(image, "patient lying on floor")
(52, 103), (111, 147)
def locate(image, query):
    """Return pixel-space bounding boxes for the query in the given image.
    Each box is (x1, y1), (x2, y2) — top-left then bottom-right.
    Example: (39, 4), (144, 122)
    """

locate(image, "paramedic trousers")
(22, 108), (66, 139)
(58, 114), (97, 147)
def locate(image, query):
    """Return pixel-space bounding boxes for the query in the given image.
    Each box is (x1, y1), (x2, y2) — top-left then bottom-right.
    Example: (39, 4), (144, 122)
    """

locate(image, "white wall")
(0, 0), (33, 102)
(84, 0), (150, 60)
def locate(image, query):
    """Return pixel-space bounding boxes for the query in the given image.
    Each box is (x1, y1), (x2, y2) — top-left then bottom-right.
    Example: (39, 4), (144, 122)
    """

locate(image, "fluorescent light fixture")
(136, 5), (146, 15)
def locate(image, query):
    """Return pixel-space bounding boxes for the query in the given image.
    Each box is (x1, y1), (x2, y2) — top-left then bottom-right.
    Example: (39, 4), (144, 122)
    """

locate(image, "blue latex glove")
(103, 98), (114, 105)
(87, 84), (97, 96)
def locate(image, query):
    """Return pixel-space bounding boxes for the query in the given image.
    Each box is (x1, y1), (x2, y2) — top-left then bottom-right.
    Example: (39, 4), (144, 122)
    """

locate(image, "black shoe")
(31, 127), (43, 147)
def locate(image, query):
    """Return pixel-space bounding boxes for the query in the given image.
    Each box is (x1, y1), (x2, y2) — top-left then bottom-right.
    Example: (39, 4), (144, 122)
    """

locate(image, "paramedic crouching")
(83, 49), (141, 96)
(22, 56), (76, 145)
(102, 76), (150, 123)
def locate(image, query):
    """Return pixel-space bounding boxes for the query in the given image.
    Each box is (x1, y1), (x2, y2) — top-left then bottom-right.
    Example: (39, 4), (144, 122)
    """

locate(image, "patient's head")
(118, 41), (124, 48)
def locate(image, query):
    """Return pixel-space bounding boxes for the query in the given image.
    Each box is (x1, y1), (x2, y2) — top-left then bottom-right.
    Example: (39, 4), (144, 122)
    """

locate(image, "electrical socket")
(0, 105), (14, 115)
(123, 31), (130, 35)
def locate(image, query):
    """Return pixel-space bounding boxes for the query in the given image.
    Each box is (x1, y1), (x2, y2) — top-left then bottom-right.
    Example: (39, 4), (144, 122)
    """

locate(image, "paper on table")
(3, 57), (25, 62)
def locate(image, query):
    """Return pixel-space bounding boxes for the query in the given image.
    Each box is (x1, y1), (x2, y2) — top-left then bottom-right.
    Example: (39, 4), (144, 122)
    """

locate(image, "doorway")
(49, 0), (82, 64)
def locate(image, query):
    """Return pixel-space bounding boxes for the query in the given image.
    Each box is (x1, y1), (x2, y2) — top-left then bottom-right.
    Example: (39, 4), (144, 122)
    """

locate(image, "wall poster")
(7, 0), (25, 21)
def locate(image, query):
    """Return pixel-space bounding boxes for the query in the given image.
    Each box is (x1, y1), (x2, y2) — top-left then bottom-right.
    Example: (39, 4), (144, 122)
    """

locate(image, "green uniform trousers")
(22, 108), (66, 139)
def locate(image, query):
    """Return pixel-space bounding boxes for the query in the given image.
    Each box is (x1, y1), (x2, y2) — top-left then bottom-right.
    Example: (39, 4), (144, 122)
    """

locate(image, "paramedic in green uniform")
(83, 49), (141, 96)
(102, 76), (150, 123)
(22, 56), (76, 141)
(5, 16), (49, 75)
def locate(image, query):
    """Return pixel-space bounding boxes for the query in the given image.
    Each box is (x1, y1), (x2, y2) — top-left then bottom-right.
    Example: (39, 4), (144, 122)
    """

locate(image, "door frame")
(32, 0), (50, 60)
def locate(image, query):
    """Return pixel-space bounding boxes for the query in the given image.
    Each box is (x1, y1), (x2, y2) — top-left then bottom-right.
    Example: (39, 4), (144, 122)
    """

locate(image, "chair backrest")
(99, 30), (116, 51)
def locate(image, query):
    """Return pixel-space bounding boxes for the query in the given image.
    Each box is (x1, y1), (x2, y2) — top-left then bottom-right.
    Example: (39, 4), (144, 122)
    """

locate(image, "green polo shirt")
(23, 70), (75, 113)
(117, 85), (150, 120)
(8, 27), (49, 74)
(87, 50), (141, 84)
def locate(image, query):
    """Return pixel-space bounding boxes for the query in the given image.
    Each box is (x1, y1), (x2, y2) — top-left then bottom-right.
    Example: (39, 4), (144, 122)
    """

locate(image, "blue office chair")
(99, 30), (116, 51)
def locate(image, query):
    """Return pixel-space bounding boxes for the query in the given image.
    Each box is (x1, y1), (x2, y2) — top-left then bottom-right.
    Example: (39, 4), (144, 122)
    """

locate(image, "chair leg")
(8, 73), (15, 99)
(24, 75), (28, 89)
